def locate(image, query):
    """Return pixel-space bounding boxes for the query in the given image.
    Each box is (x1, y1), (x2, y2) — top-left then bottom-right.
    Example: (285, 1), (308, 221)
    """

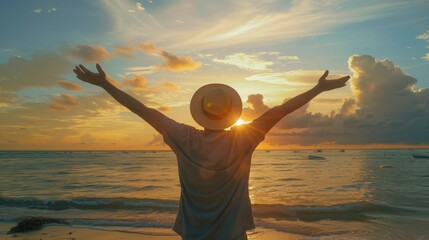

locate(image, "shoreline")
(0, 223), (306, 240)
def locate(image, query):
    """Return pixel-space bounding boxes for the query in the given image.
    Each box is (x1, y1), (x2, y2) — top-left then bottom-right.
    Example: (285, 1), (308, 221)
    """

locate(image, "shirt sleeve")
(231, 118), (266, 150)
(160, 117), (199, 150)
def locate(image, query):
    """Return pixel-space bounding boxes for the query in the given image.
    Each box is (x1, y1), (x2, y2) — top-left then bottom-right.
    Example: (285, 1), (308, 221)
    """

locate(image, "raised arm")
(73, 64), (167, 133)
(252, 70), (350, 134)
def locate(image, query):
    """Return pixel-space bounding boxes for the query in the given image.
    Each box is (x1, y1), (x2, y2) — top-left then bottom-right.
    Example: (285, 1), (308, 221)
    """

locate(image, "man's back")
(161, 118), (265, 240)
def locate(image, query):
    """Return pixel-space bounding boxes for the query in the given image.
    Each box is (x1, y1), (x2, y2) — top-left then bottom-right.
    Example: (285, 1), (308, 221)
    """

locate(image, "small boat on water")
(308, 155), (326, 160)
(412, 153), (429, 159)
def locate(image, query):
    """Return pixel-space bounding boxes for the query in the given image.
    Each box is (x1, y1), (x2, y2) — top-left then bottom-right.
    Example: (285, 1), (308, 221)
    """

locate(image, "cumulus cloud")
(0, 53), (72, 90)
(339, 98), (356, 116)
(242, 55), (429, 146)
(213, 53), (274, 71)
(348, 55), (420, 118)
(242, 94), (270, 121)
(57, 80), (83, 91)
(64, 44), (110, 63)
(49, 94), (80, 111)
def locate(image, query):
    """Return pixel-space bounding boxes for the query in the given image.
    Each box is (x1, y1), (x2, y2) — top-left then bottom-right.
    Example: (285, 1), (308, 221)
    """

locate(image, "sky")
(0, 0), (428, 150)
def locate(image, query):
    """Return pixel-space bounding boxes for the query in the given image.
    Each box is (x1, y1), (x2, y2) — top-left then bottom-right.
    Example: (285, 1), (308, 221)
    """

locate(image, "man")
(74, 63), (349, 240)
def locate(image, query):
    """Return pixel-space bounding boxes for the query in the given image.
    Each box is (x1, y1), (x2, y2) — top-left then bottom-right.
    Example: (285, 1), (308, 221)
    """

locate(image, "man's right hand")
(73, 63), (109, 88)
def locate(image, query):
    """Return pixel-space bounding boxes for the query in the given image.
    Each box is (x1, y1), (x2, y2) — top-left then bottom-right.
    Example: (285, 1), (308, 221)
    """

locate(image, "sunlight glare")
(234, 118), (246, 126)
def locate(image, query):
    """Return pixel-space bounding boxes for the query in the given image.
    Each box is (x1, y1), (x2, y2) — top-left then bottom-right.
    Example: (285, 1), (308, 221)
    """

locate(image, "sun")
(234, 118), (246, 126)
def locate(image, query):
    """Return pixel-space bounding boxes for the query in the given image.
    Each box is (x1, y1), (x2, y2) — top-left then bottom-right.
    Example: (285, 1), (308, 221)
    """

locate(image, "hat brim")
(190, 83), (242, 130)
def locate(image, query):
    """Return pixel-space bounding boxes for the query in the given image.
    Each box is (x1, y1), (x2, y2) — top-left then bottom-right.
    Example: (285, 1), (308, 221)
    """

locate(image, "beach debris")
(7, 216), (68, 234)
(307, 155), (326, 160)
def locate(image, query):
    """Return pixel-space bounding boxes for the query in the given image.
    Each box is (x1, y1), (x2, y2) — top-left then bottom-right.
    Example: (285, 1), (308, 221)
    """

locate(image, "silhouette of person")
(74, 63), (349, 240)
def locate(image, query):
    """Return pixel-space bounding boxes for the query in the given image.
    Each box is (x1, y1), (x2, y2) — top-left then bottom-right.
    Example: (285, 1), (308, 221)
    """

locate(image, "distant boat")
(380, 164), (393, 168)
(308, 155), (326, 160)
(412, 153), (429, 159)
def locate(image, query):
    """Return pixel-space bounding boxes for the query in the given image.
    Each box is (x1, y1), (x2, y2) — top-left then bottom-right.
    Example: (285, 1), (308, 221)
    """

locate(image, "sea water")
(1, 149), (428, 239)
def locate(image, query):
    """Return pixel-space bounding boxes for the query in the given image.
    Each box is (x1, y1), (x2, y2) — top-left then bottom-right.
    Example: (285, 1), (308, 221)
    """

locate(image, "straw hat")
(190, 83), (242, 130)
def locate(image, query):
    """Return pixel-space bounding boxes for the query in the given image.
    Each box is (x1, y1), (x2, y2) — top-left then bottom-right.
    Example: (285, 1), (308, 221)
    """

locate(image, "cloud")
(339, 98), (356, 116)
(57, 80), (83, 91)
(277, 55), (299, 61)
(33, 8), (56, 14)
(136, 42), (201, 72)
(348, 55), (420, 118)
(160, 51), (201, 71)
(64, 44), (110, 63)
(213, 53), (274, 71)
(313, 98), (343, 104)
(417, 31), (429, 60)
(102, 0), (412, 51)
(416, 31), (429, 41)
(139, 43), (158, 53)
(121, 75), (180, 93)
(121, 75), (149, 90)
(245, 70), (333, 86)
(146, 134), (166, 146)
(136, 3), (145, 11)
(49, 94), (80, 111)
(0, 53), (72, 90)
(162, 80), (181, 91)
(242, 94), (270, 121)
(124, 66), (158, 75)
(157, 106), (171, 112)
(241, 55), (429, 146)
(128, 2), (145, 13)
(113, 43), (136, 58)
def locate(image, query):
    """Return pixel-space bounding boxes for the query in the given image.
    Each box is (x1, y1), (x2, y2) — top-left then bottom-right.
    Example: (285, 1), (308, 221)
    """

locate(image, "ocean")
(1, 149), (428, 239)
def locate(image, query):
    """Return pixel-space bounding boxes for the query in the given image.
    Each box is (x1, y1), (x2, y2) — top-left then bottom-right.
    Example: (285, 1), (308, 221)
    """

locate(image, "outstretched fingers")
(73, 66), (90, 82)
(96, 63), (106, 78)
(336, 75), (351, 84)
(79, 64), (94, 75)
(319, 70), (329, 81)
